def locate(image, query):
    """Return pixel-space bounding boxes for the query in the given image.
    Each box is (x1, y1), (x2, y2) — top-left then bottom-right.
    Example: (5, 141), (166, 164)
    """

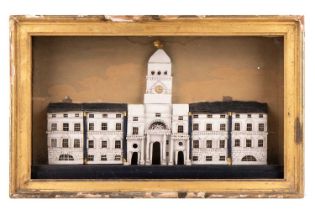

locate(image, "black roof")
(189, 101), (268, 113)
(47, 103), (127, 113)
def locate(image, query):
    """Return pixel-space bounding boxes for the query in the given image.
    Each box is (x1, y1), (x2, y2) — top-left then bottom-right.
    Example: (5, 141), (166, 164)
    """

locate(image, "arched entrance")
(177, 151), (184, 165)
(131, 152), (138, 165)
(152, 142), (161, 165)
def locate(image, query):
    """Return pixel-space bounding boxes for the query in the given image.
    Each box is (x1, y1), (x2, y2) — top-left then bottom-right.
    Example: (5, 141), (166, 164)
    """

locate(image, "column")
(146, 134), (150, 164)
(186, 138), (191, 165)
(169, 137), (174, 165)
(162, 134), (166, 165)
(140, 137), (145, 165)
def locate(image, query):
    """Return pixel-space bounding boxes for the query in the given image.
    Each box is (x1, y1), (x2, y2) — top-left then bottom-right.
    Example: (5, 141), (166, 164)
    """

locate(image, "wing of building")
(47, 46), (268, 166)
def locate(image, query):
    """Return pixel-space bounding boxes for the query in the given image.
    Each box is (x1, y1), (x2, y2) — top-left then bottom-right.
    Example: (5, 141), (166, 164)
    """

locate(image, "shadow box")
(10, 15), (304, 198)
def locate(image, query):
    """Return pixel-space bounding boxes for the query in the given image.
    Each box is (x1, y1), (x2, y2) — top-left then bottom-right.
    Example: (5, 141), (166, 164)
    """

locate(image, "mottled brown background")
(32, 36), (284, 165)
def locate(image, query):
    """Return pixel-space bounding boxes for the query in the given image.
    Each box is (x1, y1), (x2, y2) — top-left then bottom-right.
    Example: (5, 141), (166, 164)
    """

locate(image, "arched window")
(149, 121), (167, 130)
(241, 155), (257, 161)
(59, 154), (74, 161)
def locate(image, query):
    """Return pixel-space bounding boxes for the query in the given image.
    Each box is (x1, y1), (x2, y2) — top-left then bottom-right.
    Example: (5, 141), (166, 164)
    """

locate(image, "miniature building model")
(47, 43), (268, 166)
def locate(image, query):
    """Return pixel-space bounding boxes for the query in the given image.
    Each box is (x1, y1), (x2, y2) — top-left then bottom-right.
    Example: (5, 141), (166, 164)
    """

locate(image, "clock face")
(154, 85), (164, 94)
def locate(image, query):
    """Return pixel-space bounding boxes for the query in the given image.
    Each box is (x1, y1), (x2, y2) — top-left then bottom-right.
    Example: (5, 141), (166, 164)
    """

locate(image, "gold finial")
(153, 40), (164, 49)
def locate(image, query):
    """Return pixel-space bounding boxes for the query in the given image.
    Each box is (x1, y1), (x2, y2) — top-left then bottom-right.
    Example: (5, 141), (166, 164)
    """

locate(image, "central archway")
(177, 151), (184, 165)
(152, 142), (161, 165)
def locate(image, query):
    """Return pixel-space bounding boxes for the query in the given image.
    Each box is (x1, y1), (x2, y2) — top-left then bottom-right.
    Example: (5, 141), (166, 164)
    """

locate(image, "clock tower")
(144, 41), (172, 104)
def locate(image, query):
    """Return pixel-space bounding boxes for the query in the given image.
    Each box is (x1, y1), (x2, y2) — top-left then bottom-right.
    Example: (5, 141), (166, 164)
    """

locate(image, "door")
(152, 142), (161, 165)
(131, 152), (138, 165)
(177, 151), (184, 165)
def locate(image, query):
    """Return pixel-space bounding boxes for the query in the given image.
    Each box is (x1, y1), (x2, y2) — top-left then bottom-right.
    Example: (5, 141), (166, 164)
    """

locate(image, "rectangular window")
(258, 139), (264, 147)
(51, 139), (57, 147)
(75, 113), (79, 117)
(207, 114), (212, 118)
(51, 123), (57, 131)
(220, 114), (225, 118)
(74, 123), (81, 131)
(234, 123), (240, 131)
(89, 113), (94, 118)
(178, 116), (183, 120)
(133, 127), (139, 135)
(155, 113), (161, 117)
(192, 156), (198, 161)
(101, 123), (107, 131)
(220, 140), (225, 148)
(51, 113), (56, 118)
(235, 114), (240, 118)
(166, 140), (169, 145)
(206, 123), (212, 131)
(101, 155), (107, 161)
(116, 123), (122, 131)
(88, 140), (94, 148)
(74, 139), (80, 148)
(102, 113), (108, 118)
(259, 123), (265, 131)
(193, 114), (198, 118)
(220, 124), (226, 131)
(116, 113), (121, 118)
(219, 156), (226, 161)
(89, 123), (94, 131)
(62, 139), (68, 148)
(246, 123), (252, 131)
(247, 114), (251, 118)
(101, 140), (107, 148)
(259, 114), (264, 118)
(87, 155), (94, 161)
(234, 139), (240, 147)
(206, 156), (212, 161)
(206, 140), (212, 148)
(193, 140), (199, 148)
(115, 141), (121, 149)
(193, 123), (199, 131)
(63, 123), (69, 131)
(115, 155), (121, 160)
(177, 125), (184, 133)
(63, 113), (68, 118)
(133, 116), (138, 121)
(246, 139), (252, 147)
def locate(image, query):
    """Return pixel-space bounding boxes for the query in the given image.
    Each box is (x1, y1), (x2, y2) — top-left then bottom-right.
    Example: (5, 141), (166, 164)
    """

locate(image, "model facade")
(47, 45), (268, 166)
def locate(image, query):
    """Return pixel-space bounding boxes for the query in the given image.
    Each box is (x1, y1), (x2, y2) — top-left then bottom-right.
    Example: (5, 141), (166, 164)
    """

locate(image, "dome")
(148, 49), (171, 63)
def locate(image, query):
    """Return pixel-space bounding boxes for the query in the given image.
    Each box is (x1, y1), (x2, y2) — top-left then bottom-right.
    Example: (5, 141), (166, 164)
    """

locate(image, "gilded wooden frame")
(10, 15), (304, 198)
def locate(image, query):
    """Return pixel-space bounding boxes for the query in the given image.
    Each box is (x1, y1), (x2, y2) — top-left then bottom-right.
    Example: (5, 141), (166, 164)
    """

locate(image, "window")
(102, 113), (108, 118)
(63, 113), (68, 118)
(166, 152), (169, 156)
(157, 71), (161, 75)
(52, 113), (56, 118)
(178, 142), (183, 146)
(116, 123), (122, 131)
(206, 123), (212, 131)
(62, 139), (68, 148)
(242, 155), (257, 161)
(234, 123), (240, 131)
(247, 114), (251, 118)
(164, 71), (168, 75)
(88, 140), (94, 148)
(206, 156), (212, 161)
(207, 114), (212, 118)
(101, 123), (107, 131)
(235, 114), (240, 118)
(87, 155), (94, 161)
(63, 123), (69, 131)
(102, 141), (107, 148)
(51, 123), (57, 131)
(193, 114), (198, 118)
(258, 139), (264, 147)
(116, 113), (121, 118)
(220, 114), (225, 118)
(220, 124), (226, 131)
(89, 123), (94, 131)
(51, 139), (57, 147)
(192, 156), (198, 161)
(259, 123), (265, 131)
(74, 123), (81, 131)
(259, 114), (264, 118)
(220, 140), (225, 148)
(59, 154), (74, 161)
(193, 123), (199, 131)
(115, 155), (121, 160)
(206, 140), (212, 148)
(246, 139), (252, 147)
(133, 116), (138, 121)
(246, 123), (252, 131)
(89, 113), (94, 118)
(75, 113), (79, 117)
(193, 140), (199, 148)
(178, 125), (184, 133)
(155, 113), (161, 117)
(74, 139), (80, 148)
(166, 140), (169, 145)
(101, 155), (107, 161)
(115, 141), (121, 149)
(133, 127), (139, 135)
(151, 71), (155, 75)
(219, 156), (226, 161)
(235, 139), (240, 147)
(178, 116), (183, 120)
